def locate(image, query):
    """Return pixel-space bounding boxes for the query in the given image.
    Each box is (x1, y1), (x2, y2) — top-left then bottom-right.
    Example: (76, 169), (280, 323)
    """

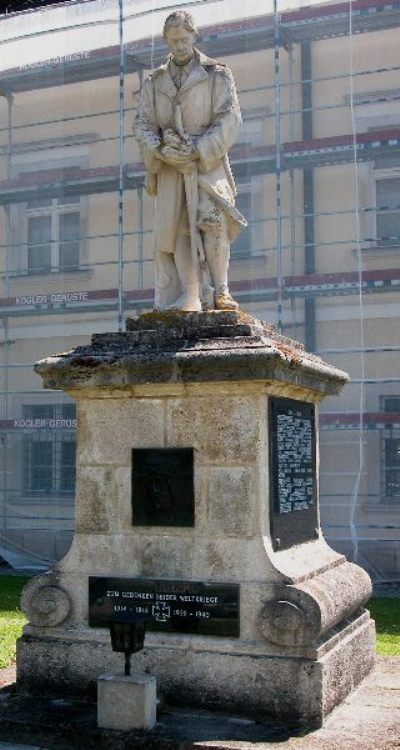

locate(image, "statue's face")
(165, 25), (195, 65)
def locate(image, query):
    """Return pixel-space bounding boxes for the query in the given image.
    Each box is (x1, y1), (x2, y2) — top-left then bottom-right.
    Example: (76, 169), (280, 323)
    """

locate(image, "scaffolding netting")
(0, 0), (399, 579)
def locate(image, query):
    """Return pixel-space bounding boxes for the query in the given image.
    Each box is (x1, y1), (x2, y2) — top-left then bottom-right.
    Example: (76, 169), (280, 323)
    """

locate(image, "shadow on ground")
(0, 688), (304, 749)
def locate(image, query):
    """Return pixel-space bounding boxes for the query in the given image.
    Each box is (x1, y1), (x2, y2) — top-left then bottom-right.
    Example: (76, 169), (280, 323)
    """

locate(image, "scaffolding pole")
(117, 0), (125, 332)
(288, 44), (297, 337)
(273, 0), (283, 333)
(1, 90), (13, 551)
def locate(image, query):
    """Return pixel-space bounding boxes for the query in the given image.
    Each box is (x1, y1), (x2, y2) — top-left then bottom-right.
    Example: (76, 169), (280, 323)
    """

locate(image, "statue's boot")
(215, 284), (239, 311)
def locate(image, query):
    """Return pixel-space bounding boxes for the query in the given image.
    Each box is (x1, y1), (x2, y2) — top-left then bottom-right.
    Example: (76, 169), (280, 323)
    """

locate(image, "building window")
(237, 113), (264, 148)
(22, 403), (76, 495)
(26, 196), (80, 275)
(375, 175), (400, 247)
(1, 1), (70, 11)
(381, 397), (400, 502)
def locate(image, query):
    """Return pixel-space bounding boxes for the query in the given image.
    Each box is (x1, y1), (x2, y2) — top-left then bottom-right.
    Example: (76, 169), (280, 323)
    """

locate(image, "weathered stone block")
(75, 466), (120, 533)
(192, 537), (270, 581)
(97, 673), (157, 730)
(166, 396), (261, 464)
(120, 535), (195, 579)
(77, 399), (164, 466)
(207, 467), (256, 537)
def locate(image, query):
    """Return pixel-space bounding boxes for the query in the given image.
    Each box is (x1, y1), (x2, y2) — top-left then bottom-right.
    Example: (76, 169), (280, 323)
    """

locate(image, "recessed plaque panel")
(89, 577), (240, 637)
(269, 397), (318, 551)
(132, 448), (194, 527)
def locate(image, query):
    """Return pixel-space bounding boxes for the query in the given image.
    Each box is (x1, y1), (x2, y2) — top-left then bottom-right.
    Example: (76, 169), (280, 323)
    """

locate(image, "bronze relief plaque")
(132, 447), (194, 527)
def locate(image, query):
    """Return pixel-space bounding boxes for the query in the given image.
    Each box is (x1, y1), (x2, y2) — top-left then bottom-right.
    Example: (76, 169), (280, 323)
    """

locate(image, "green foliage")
(0, 575), (30, 668)
(368, 597), (400, 657)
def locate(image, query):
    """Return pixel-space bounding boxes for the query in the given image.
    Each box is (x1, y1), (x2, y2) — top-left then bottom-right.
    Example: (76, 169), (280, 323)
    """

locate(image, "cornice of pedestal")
(34, 310), (349, 397)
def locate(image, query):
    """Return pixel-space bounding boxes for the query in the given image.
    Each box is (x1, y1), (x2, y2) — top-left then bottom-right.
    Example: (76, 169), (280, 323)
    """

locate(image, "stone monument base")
(18, 608), (374, 727)
(18, 311), (375, 729)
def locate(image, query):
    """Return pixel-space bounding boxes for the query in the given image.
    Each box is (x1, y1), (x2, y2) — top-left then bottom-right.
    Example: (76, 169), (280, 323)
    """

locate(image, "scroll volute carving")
(21, 574), (72, 627)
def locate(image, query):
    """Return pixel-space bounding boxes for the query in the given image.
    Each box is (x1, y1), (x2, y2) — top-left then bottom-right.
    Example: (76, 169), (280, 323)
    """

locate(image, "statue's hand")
(161, 129), (198, 163)
(160, 144), (198, 169)
(163, 129), (184, 149)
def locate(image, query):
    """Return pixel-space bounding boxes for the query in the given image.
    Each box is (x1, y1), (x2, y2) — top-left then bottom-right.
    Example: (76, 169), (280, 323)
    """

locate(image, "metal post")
(117, 0), (125, 332)
(288, 45), (297, 336)
(138, 69), (144, 292)
(1, 91), (13, 551)
(273, 0), (283, 333)
(301, 42), (316, 352)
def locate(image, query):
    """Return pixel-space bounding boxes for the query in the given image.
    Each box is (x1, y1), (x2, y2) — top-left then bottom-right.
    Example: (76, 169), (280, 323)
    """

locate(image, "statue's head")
(163, 10), (198, 65)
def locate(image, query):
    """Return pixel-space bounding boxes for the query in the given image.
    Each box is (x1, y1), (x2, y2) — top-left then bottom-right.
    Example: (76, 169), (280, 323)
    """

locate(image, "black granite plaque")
(132, 448), (194, 527)
(269, 397), (318, 551)
(89, 577), (240, 637)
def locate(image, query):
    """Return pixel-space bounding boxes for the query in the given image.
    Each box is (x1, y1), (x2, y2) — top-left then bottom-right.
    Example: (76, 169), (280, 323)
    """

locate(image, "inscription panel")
(269, 397), (318, 551)
(132, 448), (194, 527)
(89, 577), (240, 638)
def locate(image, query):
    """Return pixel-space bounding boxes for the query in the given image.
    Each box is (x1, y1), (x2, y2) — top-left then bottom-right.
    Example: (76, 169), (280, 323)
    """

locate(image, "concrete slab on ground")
(0, 657), (399, 750)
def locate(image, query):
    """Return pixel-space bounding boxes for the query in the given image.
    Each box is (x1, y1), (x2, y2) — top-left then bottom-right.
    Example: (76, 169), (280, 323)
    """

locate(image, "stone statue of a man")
(135, 10), (247, 312)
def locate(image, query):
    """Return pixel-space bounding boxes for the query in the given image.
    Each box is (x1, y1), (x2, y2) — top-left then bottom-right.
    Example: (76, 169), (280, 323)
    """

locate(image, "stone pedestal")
(97, 673), (157, 730)
(17, 311), (375, 728)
